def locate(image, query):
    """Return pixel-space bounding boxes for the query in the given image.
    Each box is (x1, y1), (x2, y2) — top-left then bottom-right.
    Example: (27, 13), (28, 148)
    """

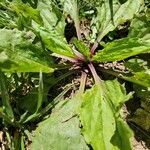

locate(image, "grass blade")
(22, 85), (72, 124)
(36, 71), (43, 113)
(0, 71), (14, 122)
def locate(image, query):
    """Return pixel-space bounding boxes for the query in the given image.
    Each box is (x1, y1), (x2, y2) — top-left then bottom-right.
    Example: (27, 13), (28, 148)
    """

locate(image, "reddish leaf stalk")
(74, 6), (81, 40)
(72, 49), (85, 61)
(79, 71), (87, 94)
(75, 21), (82, 40)
(90, 32), (104, 54)
(88, 63), (101, 84)
(90, 42), (98, 54)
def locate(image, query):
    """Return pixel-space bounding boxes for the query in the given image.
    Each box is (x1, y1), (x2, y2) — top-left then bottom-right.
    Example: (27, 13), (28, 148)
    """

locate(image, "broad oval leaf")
(79, 84), (116, 150)
(79, 80), (133, 150)
(30, 98), (89, 150)
(93, 37), (150, 62)
(36, 28), (75, 58)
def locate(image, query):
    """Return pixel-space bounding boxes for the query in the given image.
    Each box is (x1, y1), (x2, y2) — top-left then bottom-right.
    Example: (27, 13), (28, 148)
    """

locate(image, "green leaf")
(100, 68), (150, 88)
(30, 0), (76, 58)
(30, 98), (89, 150)
(91, 0), (143, 41)
(0, 71), (14, 122)
(132, 85), (150, 131)
(11, 1), (42, 25)
(9, 0), (75, 58)
(13, 131), (24, 150)
(21, 85), (72, 124)
(111, 118), (133, 150)
(133, 85), (150, 100)
(122, 71), (150, 87)
(79, 84), (115, 150)
(104, 80), (133, 110)
(37, 0), (65, 34)
(0, 29), (55, 73)
(124, 58), (149, 72)
(18, 71), (74, 115)
(93, 37), (150, 62)
(129, 14), (150, 38)
(21, 134), (25, 150)
(104, 82), (133, 150)
(36, 71), (43, 112)
(0, 2), (17, 28)
(72, 38), (90, 60)
(36, 28), (75, 58)
(64, 0), (78, 23)
(79, 80), (133, 150)
(63, 0), (81, 38)
(124, 58), (150, 87)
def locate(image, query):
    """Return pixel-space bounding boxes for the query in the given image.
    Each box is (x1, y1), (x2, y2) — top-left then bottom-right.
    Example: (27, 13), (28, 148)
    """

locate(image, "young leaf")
(0, 29), (55, 73)
(93, 37), (150, 62)
(30, 98), (88, 150)
(72, 38), (90, 60)
(79, 80), (133, 150)
(91, 0), (143, 42)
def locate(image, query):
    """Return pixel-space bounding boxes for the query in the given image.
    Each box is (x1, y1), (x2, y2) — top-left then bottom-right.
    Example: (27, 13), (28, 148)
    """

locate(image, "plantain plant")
(0, 0), (150, 149)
